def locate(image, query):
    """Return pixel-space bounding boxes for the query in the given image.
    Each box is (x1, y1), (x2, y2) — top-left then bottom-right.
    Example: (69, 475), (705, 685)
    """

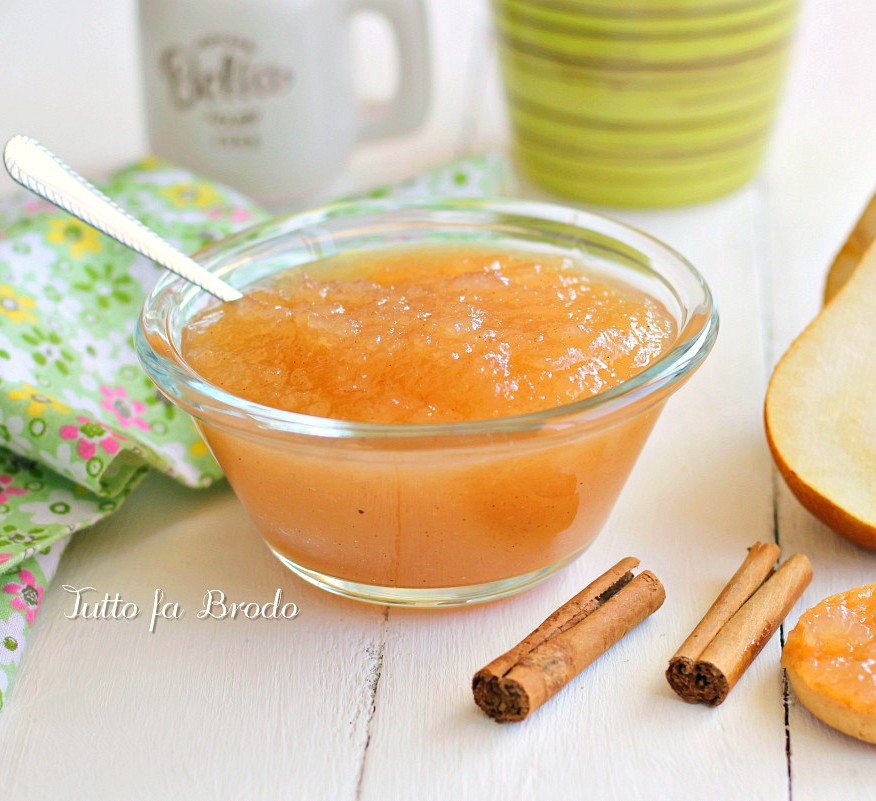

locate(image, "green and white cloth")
(0, 152), (512, 710)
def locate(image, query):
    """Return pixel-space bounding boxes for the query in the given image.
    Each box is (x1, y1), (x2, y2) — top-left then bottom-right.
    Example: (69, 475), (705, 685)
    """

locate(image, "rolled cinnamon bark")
(473, 558), (665, 722)
(667, 541), (779, 695)
(666, 547), (812, 706)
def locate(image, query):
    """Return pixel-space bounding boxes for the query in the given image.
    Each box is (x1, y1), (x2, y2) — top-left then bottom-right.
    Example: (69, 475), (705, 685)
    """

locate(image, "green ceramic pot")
(494, 0), (797, 207)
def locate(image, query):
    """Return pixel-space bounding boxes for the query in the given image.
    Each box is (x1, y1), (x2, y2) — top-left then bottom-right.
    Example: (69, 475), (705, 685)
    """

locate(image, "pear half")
(824, 190), (876, 303)
(766, 243), (876, 548)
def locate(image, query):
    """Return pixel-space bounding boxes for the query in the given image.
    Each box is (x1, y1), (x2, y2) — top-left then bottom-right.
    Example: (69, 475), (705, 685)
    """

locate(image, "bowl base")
(268, 548), (585, 607)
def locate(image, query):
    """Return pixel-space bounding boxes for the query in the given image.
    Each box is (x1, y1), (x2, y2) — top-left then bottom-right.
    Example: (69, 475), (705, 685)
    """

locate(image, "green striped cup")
(494, 0), (797, 207)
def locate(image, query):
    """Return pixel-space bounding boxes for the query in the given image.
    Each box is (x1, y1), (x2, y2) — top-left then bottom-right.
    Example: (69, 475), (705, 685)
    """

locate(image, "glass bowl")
(137, 198), (718, 606)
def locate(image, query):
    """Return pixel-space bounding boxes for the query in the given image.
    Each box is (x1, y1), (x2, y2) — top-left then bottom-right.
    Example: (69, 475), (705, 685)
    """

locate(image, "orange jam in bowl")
(138, 199), (717, 606)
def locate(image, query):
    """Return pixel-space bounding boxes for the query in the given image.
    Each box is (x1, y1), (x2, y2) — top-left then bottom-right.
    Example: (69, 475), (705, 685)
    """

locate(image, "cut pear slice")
(766, 243), (876, 548)
(825, 190), (876, 303)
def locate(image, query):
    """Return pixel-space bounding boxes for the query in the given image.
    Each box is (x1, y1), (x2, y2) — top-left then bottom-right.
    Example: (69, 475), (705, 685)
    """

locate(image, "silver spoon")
(3, 135), (243, 303)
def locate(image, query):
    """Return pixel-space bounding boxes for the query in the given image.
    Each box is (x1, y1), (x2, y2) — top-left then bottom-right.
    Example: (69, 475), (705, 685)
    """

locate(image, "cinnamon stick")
(666, 545), (812, 706)
(668, 542), (779, 678)
(473, 557), (665, 722)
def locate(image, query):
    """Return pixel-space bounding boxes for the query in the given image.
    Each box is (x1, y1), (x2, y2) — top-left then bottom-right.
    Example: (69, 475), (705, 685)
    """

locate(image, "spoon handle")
(3, 136), (243, 302)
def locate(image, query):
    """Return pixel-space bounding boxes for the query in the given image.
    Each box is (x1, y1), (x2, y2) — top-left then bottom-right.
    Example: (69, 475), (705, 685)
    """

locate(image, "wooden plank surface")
(1, 1), (876, 799)
(762, 0), (876, 797)
(0, 475), (387, 800)
(357, 184), (788, 801)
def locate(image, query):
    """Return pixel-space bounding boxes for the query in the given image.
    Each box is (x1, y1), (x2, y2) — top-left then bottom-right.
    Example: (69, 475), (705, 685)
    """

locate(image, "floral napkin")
(0, 151), (513, 710)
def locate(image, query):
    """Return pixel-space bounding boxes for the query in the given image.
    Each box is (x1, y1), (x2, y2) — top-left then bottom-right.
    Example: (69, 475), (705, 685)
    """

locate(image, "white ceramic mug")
(139, 0), (430, 205)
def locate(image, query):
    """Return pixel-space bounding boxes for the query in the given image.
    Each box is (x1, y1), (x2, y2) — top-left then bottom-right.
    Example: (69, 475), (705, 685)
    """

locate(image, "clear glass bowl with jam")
(137, 199), (717, 606)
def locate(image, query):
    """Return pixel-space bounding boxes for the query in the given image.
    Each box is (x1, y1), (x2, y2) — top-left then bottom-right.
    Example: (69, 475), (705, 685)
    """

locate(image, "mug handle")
(349, 0), (431, 142)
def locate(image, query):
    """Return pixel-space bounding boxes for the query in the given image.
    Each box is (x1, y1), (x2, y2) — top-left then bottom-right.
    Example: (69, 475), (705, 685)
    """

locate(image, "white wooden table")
(1, 1), (876, 799)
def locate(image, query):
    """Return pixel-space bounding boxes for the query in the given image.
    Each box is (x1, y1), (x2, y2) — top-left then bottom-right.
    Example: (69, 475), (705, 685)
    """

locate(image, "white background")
(1, 1), (875, 799)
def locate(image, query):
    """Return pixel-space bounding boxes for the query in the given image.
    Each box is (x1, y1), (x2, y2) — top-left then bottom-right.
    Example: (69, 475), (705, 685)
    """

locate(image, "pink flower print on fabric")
(206, 207), (254, 224)
(100, 386), (149, 432)
(23, 198), (55, 215)
(3, 568), (44, 625)
(0, 475), (26, 505)
(60, 417), (126, 461)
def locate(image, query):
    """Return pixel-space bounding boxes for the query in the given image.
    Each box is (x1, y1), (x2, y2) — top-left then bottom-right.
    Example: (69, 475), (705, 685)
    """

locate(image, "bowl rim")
(136, 196), (719, 440)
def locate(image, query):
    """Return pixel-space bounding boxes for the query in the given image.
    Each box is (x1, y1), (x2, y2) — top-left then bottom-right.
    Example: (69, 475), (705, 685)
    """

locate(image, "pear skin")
(824, 189), (876, 303)
(766, 243), (876, 548)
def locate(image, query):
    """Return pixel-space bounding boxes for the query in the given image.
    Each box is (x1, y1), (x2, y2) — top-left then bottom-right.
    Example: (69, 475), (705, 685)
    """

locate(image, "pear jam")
(182, 245), (675, 422)
(180, 244), (676, 590)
